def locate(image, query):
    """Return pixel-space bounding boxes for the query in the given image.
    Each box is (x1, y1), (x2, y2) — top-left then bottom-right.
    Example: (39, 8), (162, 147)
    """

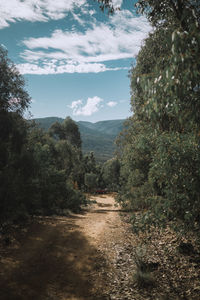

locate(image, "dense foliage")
(117, 0), (200, 233)
(102, 157), (120, 192)
(0, 47), (88, 229)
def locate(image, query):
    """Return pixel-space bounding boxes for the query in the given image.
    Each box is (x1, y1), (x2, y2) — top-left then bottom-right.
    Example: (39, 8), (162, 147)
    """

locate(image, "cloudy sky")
(0, 0), (151, 122)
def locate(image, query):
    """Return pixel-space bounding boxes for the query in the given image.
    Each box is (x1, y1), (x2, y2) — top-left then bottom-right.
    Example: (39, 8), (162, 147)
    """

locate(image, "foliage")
(117, 118), (155, 211)
(102, 157), (120, 191)
(0, 46), (31, 115)
(84, 172), (98, 192)
(34, 117), (125, 163)
(49, 116), (82, 149)
(0, 113), (32, 223)
(82, 152), (105, 192)
(26, 127), (84, 215)
(0, 46), (88, 229)
(136, 0), (200, 29)
(96, 0), (116, 14)
(0, 46), (32, 225)
(117, 1), (200, 233)
(149, 133), (200, 229)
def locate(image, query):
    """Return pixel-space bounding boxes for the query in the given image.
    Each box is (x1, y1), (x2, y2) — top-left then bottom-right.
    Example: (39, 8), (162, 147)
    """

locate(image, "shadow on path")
(0, 218), (108, 300)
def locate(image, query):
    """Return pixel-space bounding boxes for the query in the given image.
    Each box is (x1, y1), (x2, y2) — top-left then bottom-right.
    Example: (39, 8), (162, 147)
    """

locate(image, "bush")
(149, 133), (200, 230)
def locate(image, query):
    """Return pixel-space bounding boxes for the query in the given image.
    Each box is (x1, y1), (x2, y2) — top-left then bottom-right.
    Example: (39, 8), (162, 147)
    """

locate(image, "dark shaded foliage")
(0, 46), (86, 230)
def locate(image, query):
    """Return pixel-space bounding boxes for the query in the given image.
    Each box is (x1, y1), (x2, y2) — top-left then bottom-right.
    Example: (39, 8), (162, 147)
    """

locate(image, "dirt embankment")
(0, 195), (129, 300)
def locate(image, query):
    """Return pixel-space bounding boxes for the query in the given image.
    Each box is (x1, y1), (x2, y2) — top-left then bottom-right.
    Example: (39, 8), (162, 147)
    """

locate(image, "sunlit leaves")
(118, 1), (200, 233)
(0, 46), (31, 115)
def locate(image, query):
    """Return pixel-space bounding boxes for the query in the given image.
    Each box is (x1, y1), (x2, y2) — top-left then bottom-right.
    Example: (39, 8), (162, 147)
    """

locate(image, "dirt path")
(0, 194), (129, 300)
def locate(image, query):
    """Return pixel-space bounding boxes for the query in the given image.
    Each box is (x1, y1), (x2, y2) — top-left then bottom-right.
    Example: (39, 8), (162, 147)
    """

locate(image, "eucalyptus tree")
(114, 0), (200, 232)
(0, 46), (32, 224)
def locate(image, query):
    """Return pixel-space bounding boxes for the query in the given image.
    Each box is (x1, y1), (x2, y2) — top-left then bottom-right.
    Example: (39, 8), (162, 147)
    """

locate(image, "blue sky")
(0, 0), (151, 122)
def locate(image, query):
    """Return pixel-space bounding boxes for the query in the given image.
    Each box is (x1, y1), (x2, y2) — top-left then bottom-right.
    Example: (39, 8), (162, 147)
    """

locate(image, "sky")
(0, 0), (151, 122)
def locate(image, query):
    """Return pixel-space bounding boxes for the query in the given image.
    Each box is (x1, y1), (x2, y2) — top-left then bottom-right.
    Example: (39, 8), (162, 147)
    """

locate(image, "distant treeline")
(33, 117), (125, 163)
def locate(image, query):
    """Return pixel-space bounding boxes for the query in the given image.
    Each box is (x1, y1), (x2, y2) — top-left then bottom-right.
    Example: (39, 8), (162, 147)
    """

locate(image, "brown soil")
(0, 194), (125, 300)
(1, 195), (199, 300)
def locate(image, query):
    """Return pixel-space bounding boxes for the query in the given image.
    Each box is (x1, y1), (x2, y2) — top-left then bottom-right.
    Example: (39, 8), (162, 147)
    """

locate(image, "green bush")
(149, 133), (200, 229)
(117, 1), (200, 235)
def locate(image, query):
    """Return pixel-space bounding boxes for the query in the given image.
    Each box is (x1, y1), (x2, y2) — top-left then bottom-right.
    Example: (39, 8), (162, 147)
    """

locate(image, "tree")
(63, 117), (82, 149)
(136, 0), (200, 29)
(83, 152), (97, 174)
(102, 157), (120, 191)
(49, 116), (81, 149)
(0, 45), (32, 225)
(0, 46), (31, 170)
(0, 47), (86, 227)
(84, 173), (98, 193)
(26, 127), (85, 214)
(97, 0), (200, 26)
(117, 1), (200, 232)
(0, 46), (31, 115)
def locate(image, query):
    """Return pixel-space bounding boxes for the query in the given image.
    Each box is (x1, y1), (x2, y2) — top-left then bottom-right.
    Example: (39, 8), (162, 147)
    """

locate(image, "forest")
(33, 117), (125, 163)
(0, 0), (200, 299)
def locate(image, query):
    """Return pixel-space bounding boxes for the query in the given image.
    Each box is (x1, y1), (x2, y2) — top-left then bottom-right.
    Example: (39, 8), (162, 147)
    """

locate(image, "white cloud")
(22, 12), (150, 63)
(17, 61), (125, 75)
(0, 0), (123, 30)
(0, 43), (7, 50)
(18, 9), (151, 74)
(70, 96), (103, 116)
(70, 99), (82, 109)
(107, 101), (117, 107)
(112, 0), (123, 8)
(88, 10), (96, 16)
(0, 0), (86, 29)
(1, 1), (151, 75)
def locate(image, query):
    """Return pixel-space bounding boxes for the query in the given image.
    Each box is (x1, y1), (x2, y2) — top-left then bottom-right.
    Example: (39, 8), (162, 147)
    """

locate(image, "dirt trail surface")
(0, 195), (135, 300)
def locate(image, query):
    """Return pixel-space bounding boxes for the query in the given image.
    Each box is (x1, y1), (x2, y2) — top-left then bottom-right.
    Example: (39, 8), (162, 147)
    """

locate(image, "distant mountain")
(33, 117), (126, 163)
(78, 119), (125, 136)
(33, 117), (64, 131)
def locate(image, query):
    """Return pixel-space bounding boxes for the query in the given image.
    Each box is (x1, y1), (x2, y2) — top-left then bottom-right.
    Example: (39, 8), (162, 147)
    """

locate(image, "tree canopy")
(49, 116), (82, 149)
(0, 46), (87, 228)
(116, 0), (200, 233)
(0, 46), (30, 115)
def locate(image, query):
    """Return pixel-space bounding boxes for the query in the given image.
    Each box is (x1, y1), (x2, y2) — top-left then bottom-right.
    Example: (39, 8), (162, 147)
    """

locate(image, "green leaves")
(102, 157), (120, 191)
(0, 46), (31, 115)
(49, 117), (82, 149)
(117, 1), (200, 234)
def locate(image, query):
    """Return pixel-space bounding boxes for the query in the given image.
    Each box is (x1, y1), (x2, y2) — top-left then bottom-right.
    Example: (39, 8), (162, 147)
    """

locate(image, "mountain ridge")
(32, 117), (126, 163)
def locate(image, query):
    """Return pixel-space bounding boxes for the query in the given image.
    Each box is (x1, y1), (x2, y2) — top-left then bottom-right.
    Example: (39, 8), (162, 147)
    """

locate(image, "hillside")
(33, 117), (125, 163)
